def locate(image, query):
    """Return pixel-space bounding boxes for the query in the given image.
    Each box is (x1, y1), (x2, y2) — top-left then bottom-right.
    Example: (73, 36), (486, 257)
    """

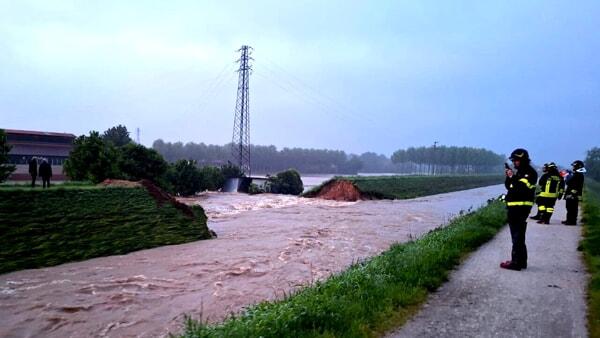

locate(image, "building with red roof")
(4, 129), (76, 181)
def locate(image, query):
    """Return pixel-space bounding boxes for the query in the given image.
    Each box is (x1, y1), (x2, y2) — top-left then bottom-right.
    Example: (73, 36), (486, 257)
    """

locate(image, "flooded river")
(0, 185), (504, 338)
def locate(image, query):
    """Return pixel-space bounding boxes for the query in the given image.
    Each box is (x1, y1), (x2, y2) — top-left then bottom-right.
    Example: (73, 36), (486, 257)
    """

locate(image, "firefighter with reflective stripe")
(530, 162), (564, 224)
(562, 160), (586, 225)
(501, 148), (538, 271)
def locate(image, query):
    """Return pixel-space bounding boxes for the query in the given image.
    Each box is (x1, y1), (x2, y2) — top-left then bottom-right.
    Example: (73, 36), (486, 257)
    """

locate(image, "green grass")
(179, 199), (507, 338)
(303, 175), (503, 199)
(582, 179), (600, 338)
(0, 181), (96, 191)
(0, 186), (211, 275)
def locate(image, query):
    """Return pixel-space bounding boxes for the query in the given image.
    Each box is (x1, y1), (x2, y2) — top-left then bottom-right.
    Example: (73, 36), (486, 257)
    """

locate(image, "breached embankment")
(304, 175), (504, 201)
(312, 179), (364, 201)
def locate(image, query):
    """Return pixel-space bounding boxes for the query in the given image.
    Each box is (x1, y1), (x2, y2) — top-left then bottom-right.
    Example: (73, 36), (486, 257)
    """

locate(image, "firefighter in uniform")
(530, 162), (564, 224)
(562, 160), (586, 225)
(501, 148), (538, 271)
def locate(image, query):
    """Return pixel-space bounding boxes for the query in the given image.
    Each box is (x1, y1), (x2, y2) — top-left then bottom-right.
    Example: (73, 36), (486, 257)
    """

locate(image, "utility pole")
(231, 45), (253, 176)
(136, 127), (141, 144)
(433, 141), (439, 175)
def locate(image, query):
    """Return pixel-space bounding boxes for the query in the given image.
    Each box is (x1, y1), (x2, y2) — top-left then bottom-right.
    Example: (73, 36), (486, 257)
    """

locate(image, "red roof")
(4, 129), (76, 138)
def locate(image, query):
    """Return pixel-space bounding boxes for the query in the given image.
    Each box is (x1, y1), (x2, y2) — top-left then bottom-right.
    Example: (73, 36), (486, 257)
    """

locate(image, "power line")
(258, 57), (402, 141)
(231, 45), (253, 176)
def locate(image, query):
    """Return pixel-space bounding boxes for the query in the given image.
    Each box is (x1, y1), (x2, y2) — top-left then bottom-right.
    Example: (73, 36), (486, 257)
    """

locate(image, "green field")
(0, 186), (211, 274)
(582, 179), (600, 338)
(304, 175), (503, 199)
(179, 200), (506, 338)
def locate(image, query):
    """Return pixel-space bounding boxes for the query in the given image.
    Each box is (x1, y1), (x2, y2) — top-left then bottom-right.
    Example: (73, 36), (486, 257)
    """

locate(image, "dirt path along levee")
(0, 185), (504, 338)
(387, 200), (588, 337)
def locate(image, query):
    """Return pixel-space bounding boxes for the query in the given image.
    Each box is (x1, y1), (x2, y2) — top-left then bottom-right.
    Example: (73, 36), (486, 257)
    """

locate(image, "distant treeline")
(392, 146), (505, 175)
(153, 140), (362, 174)
(152, 140), (505, 175)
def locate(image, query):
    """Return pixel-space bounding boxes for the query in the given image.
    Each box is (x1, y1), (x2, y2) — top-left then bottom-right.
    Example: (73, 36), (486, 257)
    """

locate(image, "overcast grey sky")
(1, 0), (599, 166)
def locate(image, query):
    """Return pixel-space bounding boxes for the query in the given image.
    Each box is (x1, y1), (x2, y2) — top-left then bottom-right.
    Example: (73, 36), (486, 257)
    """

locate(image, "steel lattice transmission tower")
(231, 45), (253, 176)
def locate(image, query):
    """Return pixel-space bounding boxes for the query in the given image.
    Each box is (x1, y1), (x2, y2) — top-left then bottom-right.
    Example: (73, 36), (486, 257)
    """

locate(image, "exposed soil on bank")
(314, 180), (364, 201)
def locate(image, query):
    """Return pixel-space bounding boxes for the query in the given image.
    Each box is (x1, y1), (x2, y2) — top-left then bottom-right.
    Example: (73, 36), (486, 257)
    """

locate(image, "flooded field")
(0, 185), (504, 338)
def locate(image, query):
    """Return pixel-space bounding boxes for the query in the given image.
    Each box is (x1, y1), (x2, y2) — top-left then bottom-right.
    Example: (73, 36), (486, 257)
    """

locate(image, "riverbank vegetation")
(62, 127), (243, 196)
(0, 185), (211, 274)
(179, 200), (506, 337)
(304, 175), (502, 200)
(582, 179), (600, 337)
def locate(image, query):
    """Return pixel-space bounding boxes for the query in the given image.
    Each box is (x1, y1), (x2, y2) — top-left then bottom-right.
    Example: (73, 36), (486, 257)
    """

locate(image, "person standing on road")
(501, 148), (538, 271)
(39, 158), (52, 189)
(28, 157), (38, 188)
(530, 162), (564, 224)
(562, 160), (585, 225)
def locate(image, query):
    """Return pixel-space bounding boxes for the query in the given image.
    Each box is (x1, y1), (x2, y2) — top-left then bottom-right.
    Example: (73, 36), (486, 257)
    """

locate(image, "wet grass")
(178, 199), (506, 338)
(303, 175), (503, 199)
(0, 181), (96, 191)
(0, 187), (211, 275)
(582, 179), (600, 338)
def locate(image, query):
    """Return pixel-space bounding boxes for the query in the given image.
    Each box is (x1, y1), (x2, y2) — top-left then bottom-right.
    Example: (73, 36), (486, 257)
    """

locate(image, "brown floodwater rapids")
(0, 185), (505, 338)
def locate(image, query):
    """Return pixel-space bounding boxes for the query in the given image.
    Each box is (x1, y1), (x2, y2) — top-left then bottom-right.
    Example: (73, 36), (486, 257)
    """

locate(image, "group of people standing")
(28, 157), (53, 188)
(501, 148), (586, 271)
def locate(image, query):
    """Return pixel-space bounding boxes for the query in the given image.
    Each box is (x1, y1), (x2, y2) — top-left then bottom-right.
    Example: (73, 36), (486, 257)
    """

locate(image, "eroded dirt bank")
(0, 185), (504, 338)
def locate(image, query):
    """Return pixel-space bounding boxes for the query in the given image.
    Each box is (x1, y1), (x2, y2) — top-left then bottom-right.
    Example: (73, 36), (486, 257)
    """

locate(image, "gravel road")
(387, 201), (588, 338)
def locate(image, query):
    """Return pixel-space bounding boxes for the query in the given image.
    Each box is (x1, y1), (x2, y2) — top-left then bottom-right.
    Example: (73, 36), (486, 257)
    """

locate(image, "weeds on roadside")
(581, 179), (600, 338)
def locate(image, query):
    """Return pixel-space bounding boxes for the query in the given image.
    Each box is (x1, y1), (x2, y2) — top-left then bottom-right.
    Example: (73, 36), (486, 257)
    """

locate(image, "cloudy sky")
(1, 0), (599, 166)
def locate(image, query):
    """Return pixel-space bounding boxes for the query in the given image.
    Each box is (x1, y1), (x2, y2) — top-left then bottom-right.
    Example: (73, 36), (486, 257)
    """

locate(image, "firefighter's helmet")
(571, 160), (585, 170)
(509, 148), (530, 161)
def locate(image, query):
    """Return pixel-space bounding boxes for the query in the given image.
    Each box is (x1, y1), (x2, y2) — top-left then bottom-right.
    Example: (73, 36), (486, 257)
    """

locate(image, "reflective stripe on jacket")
(505, 164), (538, 206)
(537, 173), (564, 198)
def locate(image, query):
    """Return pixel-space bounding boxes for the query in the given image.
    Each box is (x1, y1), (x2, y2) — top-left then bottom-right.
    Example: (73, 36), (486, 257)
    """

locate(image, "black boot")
(541, 212), (552, 224)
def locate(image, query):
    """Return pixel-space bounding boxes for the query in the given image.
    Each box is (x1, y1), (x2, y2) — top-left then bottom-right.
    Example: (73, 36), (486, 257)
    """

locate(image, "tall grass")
(582, 179), (600, 338)
(179, 200), (506, 338)
(0, 187), (211, 274)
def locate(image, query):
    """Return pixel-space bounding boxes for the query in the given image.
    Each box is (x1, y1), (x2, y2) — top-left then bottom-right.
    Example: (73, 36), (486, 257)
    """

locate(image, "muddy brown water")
(0, 185), (504, 338)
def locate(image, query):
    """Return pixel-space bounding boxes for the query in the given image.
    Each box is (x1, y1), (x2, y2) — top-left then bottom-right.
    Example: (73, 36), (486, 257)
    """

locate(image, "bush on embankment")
(179, 200), (507, 338)
(303, 175), (503, 200)
(0, 185), (211, 275)
(582, 179), (600, 338)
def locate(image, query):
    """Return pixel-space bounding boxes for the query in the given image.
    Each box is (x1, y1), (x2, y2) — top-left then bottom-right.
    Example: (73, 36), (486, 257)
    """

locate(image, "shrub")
(198, 166), (226, 191)
(64, 131), (120, 183)
(267, 169), (303, 195)
(119, 143), (168, 182)
(167, 160), (203, 196)
(0, 129), (16, 183)
(221, 162), (245, 179)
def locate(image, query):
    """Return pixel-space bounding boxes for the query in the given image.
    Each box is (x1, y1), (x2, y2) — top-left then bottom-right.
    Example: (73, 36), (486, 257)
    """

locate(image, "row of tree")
(391, 146), (505, 175)
(64, 126), (304, 196)
(62, 126), (245, 196)
(153, 140), (363, 174)
(153, 140), (506, 175)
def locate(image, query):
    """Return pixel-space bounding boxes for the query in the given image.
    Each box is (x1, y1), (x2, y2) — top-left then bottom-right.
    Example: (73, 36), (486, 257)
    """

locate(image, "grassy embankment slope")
(0, 185), (211, 275)
(180, 200), (506, 337)
(304, 175), (503, 199)
(582, 179), (600, 338)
